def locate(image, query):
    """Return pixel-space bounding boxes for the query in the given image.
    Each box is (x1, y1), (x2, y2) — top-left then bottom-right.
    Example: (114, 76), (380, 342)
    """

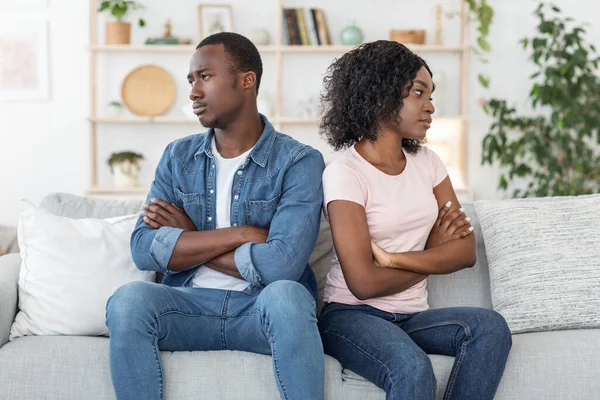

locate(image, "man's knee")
(106, 281), (159, 332)
(256, 280), (316, 322)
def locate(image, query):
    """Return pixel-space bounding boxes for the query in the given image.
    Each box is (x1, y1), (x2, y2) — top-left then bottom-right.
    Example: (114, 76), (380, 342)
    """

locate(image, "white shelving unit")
(87, 0), (470, 197)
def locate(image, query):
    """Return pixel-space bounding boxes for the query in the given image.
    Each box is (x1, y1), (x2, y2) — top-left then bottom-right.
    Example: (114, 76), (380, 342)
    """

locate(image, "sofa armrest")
(0, 254), (20, 348)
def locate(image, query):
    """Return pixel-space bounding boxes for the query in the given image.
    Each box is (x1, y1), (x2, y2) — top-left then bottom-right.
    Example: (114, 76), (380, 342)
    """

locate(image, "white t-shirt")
(192, 138), (253, 291)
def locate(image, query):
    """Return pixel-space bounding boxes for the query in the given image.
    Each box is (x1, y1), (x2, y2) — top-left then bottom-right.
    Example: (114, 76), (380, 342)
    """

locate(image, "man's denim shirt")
(130, 115), (325, 302)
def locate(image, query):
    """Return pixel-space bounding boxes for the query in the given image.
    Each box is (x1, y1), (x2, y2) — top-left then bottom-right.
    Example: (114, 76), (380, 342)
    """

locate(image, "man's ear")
(241, 71), (257, 91)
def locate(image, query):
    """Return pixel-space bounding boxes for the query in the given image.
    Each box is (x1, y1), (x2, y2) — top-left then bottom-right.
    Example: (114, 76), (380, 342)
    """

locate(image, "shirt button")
(207, 217), (213, 222)
(234, 195), (239, 200)
(210, 189), (214, 194)
(237, 170), (243, 175)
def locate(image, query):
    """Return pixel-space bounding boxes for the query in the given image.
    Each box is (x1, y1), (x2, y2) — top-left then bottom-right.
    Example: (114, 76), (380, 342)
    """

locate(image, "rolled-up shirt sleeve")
(234, 148), (325, 286)
(130, 142), (183, 274)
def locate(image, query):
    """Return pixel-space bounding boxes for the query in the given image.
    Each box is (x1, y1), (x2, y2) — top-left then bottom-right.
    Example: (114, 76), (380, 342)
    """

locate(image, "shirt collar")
(194, 114), (275, 168)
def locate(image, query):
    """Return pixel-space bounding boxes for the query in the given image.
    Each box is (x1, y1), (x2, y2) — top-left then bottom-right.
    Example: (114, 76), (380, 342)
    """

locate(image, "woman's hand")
(371, 241), (393, 268)
(425, 201), (473, 249)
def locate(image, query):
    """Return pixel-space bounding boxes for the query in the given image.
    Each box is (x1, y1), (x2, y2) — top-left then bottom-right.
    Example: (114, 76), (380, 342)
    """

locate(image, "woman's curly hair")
(319, 40), (432, 154)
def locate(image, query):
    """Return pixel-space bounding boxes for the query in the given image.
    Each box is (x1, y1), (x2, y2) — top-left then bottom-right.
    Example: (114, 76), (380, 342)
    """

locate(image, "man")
(105, 32), (325, 400)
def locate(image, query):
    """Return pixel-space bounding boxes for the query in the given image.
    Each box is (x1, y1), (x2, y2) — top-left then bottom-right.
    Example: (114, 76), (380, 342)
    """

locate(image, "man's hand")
(425, 201), (473, 249)
(141, 198), (197, 231)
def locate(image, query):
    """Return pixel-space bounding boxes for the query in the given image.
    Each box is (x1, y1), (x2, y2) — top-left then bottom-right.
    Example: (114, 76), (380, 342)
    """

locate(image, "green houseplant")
(98, 0), (146, 45)
(481, 3), (600, 197)
(465, 0), (494, 89)
(108, 151), (144, 188)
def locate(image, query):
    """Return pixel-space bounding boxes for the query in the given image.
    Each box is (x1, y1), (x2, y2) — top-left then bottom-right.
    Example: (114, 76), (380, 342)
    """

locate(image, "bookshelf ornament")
(340, 20), (363, 46)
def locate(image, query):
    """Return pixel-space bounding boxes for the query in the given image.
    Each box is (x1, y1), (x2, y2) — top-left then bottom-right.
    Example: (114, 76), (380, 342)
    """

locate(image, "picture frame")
(197, 5), (234, 40)
(0, 21), (50, 101)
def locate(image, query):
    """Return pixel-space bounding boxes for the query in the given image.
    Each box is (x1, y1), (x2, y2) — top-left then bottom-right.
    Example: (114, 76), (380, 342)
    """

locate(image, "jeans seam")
(403, 320), (473, 400)
(444, 340), (470, 400)
(220, 291), (231, 350)
(322, 329), (396, 390)
(403, 321), (472, 338)
(254, 308), (289, 400)
(149, 320), (163, 399)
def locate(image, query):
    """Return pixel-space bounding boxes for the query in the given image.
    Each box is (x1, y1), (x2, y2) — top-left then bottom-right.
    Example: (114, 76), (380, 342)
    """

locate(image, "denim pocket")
(174, 188), (203, 227)
(245, 194), (280, 228)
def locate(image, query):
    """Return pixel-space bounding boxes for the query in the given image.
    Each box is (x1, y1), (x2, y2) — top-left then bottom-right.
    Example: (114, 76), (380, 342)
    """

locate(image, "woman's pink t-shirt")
(323, 145), (448, 314)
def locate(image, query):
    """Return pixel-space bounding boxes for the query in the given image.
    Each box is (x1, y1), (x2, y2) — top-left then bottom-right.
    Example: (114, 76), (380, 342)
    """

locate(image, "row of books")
(283, 8), (332, 46)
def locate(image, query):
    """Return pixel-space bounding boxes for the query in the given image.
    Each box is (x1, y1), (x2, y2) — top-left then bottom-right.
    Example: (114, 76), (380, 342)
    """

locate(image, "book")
(314, 8), (332, 45)
(296, 8), (310, 45)
(282, 8), (302, 45)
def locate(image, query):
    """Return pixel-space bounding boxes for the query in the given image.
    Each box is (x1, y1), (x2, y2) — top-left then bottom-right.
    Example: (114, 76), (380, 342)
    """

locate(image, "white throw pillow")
(475, 194), (600, 334)
(10, 200), (154, 339)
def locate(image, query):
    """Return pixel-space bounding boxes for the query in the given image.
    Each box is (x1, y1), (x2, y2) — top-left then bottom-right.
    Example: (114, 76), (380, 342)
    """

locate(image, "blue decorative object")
(340, 20), (363, 46)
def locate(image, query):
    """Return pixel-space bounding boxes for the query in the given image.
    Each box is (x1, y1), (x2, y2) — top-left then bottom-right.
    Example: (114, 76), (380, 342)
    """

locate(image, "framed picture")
(0, 22), (50, 101)
(198, 5), (233, 40)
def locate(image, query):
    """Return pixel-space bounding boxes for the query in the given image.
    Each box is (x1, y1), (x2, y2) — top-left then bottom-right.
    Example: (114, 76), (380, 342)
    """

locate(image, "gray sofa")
(1, 193), (599, 399)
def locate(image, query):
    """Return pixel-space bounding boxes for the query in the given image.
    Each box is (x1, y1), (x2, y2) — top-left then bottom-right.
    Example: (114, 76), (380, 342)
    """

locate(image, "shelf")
(277, 115), (466, 124)
(89, 115), (467, 125)
(281, 44), (466, 53)
(89, 44), (280, 53)
(89, 116), (199, 124)
(89, 44), (466, 54)
(277, 117), (320, 124)
(86, 186), (148, 196)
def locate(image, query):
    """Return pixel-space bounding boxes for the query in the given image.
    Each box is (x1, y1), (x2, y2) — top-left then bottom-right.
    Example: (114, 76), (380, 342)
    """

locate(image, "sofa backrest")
(39, 193), (492, 311)
(427, 203), (492, 309)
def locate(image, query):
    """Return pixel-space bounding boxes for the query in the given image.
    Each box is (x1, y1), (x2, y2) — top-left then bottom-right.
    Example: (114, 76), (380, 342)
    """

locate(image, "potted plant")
(107, 151), (144, 188)
(481, 3), (600, 197)
(98, 0), (146, 45)
(106, 100), (123, 116)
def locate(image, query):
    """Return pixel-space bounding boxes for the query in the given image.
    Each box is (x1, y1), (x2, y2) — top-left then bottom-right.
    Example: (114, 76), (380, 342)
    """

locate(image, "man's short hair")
(197, 32), (263, 95)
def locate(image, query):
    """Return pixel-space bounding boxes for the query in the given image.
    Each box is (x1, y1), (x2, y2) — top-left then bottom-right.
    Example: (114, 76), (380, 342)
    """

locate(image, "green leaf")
(478, 74), (490, 88)
(138, 18), (146, 27)
(499, 174), (508, 190)
(477, 37), (491, 52)
(520, 38), (529, 49)
(98, 1), (110, 12)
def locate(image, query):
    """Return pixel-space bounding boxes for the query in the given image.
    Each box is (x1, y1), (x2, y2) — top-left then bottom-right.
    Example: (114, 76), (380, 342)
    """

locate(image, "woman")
(318, 41), (512, 400)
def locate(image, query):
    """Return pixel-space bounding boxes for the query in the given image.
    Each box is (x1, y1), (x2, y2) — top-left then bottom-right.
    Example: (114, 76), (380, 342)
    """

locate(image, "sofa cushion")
(427, 203), (492, 310)
(39, 192), (334, 308)
(3, 330), (599, 399)
(0, 336), (344, 400)
(475, 194), (600, 333)
(10, 200), (154, 339)
(40, 192), (143, 220)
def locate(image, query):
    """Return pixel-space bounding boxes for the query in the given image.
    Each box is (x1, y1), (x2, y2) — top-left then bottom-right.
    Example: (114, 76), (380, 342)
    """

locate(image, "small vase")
(340, 20), (363, 46)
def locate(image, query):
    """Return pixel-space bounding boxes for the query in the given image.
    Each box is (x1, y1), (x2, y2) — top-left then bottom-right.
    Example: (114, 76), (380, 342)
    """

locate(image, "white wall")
(1, 0), (599, 226)
(0, 0), (89, 226)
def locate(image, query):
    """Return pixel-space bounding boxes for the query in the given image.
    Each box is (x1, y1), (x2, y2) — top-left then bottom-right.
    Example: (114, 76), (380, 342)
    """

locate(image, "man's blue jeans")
(319, 303), (511, 400)
(106, 280), (324, 400)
